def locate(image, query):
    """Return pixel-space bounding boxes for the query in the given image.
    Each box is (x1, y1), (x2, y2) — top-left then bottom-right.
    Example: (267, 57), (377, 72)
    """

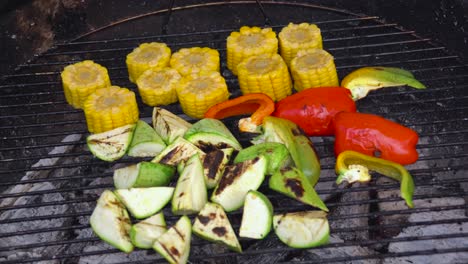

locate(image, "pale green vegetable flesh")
(152, 107), (192, 144)
(203, 148), (234, 189)
(152, 137), (205, 166)
(239, 190), (273, 239)
(184, 118), (242, 151)
(113, 162), (175, 189)
(128, 120), (166, 157)
(153, 215), (192, 264)
(87, 124), (136, 161)
(114, 187), (174, 219)
(130, 212), (167, 249)
(234, 142), (291, 175)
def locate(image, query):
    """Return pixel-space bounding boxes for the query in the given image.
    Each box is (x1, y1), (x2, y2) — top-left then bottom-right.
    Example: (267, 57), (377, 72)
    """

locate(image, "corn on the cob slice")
(279, 23), (323, 66)
(237, 53), (292, 101)
(61, 60), (111, 109)
(84, 86), (139, 133)
(126, 42), (171, 83)
(136, 68), (182, 106)
(290, 49), (339, 91)
(170, 47), (220, 76)
(176, 72), (230, 119)
(227, 26), (278, 75)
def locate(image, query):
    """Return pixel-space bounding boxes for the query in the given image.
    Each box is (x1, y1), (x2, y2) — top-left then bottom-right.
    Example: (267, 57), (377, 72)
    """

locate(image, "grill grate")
(1, 1), (468, 263)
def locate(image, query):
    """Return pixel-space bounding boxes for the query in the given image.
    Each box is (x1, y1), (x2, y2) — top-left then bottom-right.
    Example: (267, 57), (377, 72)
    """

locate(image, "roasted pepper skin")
(273, 87), (356, 136)
(333, 112), (419, 165)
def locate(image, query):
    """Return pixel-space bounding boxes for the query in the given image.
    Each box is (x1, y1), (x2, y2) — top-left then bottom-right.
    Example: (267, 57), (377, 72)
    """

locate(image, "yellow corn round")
(83, 86), (139, 133)
(290, 49), (339, 91)
(170, 47), (220, 76)
(227, 26), (278, 75)
(136, 68), (182, 106)
(279, 23), (323, 66)
(61, 60), (111, 109)
(126, 42), (171, 83)
(176, 72), (230, 119)
(237, 53), (292, 101)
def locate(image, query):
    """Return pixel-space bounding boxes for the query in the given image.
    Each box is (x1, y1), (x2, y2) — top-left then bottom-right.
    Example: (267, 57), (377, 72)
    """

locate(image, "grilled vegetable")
(152, 137), (205, 166)
(227, 26), (278, 75)
(176, 72), (230, 119)
(114, 187), (174, 219)
(126, 42), (171, 83)
(152, 107), (192, 144)
(193, 202), (242, 252)
(153, 216), (192, 264)
(130, 212), (166, 249)
(202, 148), (234, 189)
(87, 124), (136, 162)
(336, 150), (415, 208)
(278, 23), (323, 66)
(61, 60), (111, 109)
(269, 167), (328, 212)
(128, 120), (166, 157)
(290, 49), (339, 91)
(341, 66), (426, 100)
(172, 154), (208, 215)
(136, 68), (181, 106)
(211, 156), (267, 212)
(83, 86), (139, 133)
(113, 161), (175, 189)
(239, 190), (273, 239)
(90, 190), (133, 253)
(184, 118), (242, 151)
(170, 47), (220, 76)
(333, 112), (419, 165)
(273, 211), (329, 248)
(237, 53), (292, 101)
(273, 87), (356, 136)
(234, 142), (291, 175)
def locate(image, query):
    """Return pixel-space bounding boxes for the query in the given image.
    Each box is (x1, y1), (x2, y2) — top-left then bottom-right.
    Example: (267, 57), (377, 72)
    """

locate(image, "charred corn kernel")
(176, 72), (230, 119)
(227, 26), (278, 75)
(136, 68), (182, 106)
(170, 47), (220, 76)
(83, 86), (139, 133)
(61, 60), (111, 109)
(279, 23), (323, 66)
(290, 49), (339, 91)
(126, 42), (171, 83)
(237, 53), (292, 101)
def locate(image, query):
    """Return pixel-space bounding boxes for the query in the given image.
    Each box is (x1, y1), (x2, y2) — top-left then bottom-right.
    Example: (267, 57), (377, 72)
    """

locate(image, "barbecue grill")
(1, 0), (468, 263)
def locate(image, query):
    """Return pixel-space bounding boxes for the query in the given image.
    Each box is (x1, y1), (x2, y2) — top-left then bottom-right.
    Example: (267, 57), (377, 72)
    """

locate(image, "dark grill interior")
(1, 1), (468, 263)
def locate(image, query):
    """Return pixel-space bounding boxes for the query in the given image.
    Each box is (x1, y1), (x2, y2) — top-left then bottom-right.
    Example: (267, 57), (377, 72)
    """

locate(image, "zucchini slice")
(234, 142), (291, 175)
(113, 161), (175, 189)
(193, 202), (242, 252)
(114, 187), (174, 219)
(152, 107), (192, 144)
(152, 137), (205, 166)
(128, 120), (166, 157)
(153, 215), (192, 264)
(239, 190), (273, 239)
(130, 212), (167, 249)
(90, 190), (133, 253)
(202, 148), (234, 189)
(87, 124), (136, 161)
(273, 211), (329, 248)
(184, 118), (242, 151)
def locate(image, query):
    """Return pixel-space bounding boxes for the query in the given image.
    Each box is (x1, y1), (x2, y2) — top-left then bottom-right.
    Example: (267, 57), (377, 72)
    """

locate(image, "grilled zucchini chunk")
(234, 142), (291, 175)
(130, 212), (167, 249)
(239, 190), (273, 239)
(128, 120), (166, 157)
(184, 118), (242, 151)
(153, 216), (192, 264)
(152, 107), (192, 145)
(87, 124), (136, 161)
(202, 148), (234, 189)
(152, 137), (205, 166)
(114, 187), (174, 219)
(113, 161), (175, 189)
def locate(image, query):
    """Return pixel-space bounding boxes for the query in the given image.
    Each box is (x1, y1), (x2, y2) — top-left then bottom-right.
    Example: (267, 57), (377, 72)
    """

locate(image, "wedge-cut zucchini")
(87, 124), (136, 161)
(193, 202), (242, 252)
(211, 156), (267, 212)
(90, 190), (133, 253)
(172, 154), (208, 215)
(239, 190), (273, 239)
(203, 148), (234, 189)
(152, 137), (205, 166)
(153, 107), (192, 144)
(153, 215), (192, 264)
(128, 120), (166, 157)
(234, 142), (291, 175)
(113, 162), (175, 189)
(269, 167), (328, 212)
(130, 212), (166, 249)
(273, 211), (329, 248)
(114, 187), (174, 219)
(184, 118), (242, 151)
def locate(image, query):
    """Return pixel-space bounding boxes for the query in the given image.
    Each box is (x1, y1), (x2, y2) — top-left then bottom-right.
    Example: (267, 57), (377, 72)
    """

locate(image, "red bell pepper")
(333, 112), (419, 165)
(273, 87), (356, 136)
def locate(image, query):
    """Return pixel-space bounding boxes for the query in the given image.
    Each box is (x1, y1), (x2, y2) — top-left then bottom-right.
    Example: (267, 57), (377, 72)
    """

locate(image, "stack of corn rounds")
(237, 53), (292, 101)
(61, 60), (111, 109)
(136, 68), (182, 106)
(279, 23), (323, 66)
(227, 26), (278, 75)
(290, 49), (339, 91)
(83, 86), (139, 133)
(170, 47), (220, 76)
(126, 42), (171, 83)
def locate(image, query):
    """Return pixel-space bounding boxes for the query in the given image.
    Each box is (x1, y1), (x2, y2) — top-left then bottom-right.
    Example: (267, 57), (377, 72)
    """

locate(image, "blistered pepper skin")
(333, 112), (419, 165)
